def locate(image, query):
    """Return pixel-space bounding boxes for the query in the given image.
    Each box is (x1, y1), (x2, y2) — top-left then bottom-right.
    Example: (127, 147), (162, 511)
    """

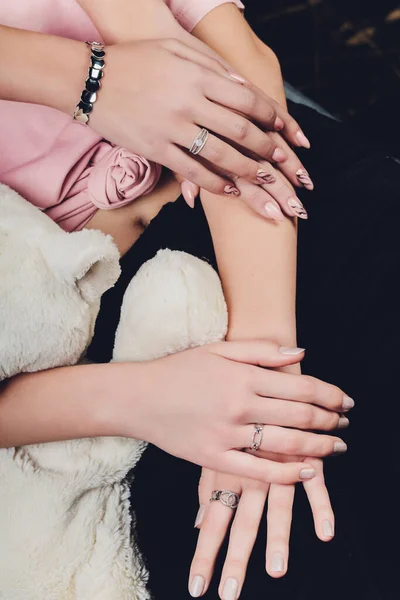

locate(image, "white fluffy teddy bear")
(0, 184), (228, 600)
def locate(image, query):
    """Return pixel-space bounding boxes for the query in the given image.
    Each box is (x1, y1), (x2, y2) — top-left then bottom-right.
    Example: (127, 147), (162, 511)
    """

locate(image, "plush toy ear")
(41, 229), (121, 303)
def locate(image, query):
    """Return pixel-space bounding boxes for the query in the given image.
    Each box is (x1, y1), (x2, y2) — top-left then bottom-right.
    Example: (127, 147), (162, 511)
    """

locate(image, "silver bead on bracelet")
(73, 41), (105, 124)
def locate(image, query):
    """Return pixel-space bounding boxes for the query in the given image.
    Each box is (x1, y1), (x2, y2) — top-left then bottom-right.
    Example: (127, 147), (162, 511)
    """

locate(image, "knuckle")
(297, 376), (317, 402)
(183, 163), (200, 182)
(233, 118), (250, 141)
(264, 104), (276, 124)
(241, 89), (257, 112)
(206, 142), (225, 162)
(282, 433), (300, 455)
(297, 404), (314, 429)
(192, 556), (212, 572)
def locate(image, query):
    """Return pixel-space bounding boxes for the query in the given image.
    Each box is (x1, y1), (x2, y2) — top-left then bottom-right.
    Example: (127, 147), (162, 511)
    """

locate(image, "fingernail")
(296, 169), (314, 190)
(264, 201), (285, 221)
(338, 416), (350, 429)
(333, 441), (348, 454)
(229, 72), (248, 85)
(189, 575), (205, 598)
(257, 169), (276, 184)
(272, 148), (287, 162)
(342, 395), (355, 410)
(322, 519), (334, 538)
(222, 577), (239, 600)
(194, 505), (205, 528)
(279, 346), (305, 355)
(296, 130), (311, 149)
(288, 197), (308, 219)
(274, 116), (284, 130)
(224, 185), (240, 197)
(270, 552), (285, 572)
(181, 180), (198, 208)
(300, 468), (316, 480)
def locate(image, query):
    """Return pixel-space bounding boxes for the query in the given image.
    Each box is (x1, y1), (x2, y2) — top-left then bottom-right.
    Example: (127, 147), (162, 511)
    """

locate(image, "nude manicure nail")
(224, 185), (240, 197)
(296, 130), (311, 149)
(194, 505), (205, 528)
(181, 181), (198, 208)
(296, 169), (314, 190)
(333, 441), (348, 453)
(274, 116), (285, 130)
(222, 577), (239, 600)
(270, 552), (285, 572)
(190, 575), (205, 598)
(264, 201), (285, 221)
(288, 197), (308, 219)
(279, 346), (305, 355)
(229, 72), (248, 85)
(322, 519), (334, 538)
(300, 468), (316, 480)
(342, 395), (355, 410)
(338, 416), (350, 429)
(272, 148), (287, 162)
(257, 169), (277, 184)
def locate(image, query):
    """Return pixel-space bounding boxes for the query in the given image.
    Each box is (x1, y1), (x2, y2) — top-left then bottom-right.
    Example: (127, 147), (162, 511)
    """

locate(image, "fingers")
(246, 397), (348, 431)
(218, 482), (269, 599)
(174, 125), (276, 187)
(196, 100), (286, 165)
(272, 99), (311, 149)
(233, 177), (285, 221)
(238, 426), (347, 458)
(265, 483), (295, 577)
(210, 339), (305, 369)
(163, 145), (235, 196)
(181, 180), (200, 208)
(252, 369), (355, 413)
(302, 458), (335, 542)
(195, 468), (216, 528)
(189, 480), (240, 597)
(204, 73), (278, 130)
(267, 133), (314, 191)
(162, 38), (232, 77)
(215, 450), (316, 485)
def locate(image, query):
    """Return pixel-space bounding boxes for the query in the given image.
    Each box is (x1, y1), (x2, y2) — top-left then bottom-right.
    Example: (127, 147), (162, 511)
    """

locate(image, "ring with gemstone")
(189, 128), (209, 156)
(251, 423), (264, 451)
(210, 490), (240, 509)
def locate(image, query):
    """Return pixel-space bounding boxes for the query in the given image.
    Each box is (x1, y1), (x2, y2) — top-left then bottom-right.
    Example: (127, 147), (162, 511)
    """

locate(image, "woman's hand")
(89, 38), (310, 197)
(120, 340), (352, 483)
(189, 458), (333, 598)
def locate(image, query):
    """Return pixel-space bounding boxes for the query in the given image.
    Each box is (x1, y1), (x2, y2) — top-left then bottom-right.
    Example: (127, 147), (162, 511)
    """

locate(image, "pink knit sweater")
(0, 0), (243, 231)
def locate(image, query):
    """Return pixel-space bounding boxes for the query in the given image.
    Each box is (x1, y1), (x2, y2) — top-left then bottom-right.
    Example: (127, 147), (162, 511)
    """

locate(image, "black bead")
(92, 49), (105, 59)
(91, 57), (105, 70)
(85, 78), (101, 92)
(78, 100), (93, 114)
(88, 67), (103, 81)
(81, 89), (97, 104)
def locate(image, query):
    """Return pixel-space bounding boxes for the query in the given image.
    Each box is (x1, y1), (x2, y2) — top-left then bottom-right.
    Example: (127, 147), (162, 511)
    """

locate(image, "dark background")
(245, 0), (400, 154)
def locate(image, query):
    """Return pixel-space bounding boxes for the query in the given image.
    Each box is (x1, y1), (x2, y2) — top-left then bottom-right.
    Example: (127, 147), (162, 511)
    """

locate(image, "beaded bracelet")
(73, 41), (105, 124)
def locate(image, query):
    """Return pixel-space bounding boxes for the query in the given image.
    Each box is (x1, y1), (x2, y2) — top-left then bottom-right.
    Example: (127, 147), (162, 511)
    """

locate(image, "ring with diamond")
(251, 423), (264, 451)
(210, 490), (240, 509)
(189, 128), (209, 156)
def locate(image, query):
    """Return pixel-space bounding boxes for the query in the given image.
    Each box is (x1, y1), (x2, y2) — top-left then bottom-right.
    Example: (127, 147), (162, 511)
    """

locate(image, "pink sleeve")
(166, 0), (245, 32)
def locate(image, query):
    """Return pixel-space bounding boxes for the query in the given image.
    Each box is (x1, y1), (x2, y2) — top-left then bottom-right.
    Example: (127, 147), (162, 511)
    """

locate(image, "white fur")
(0, 184), (228, 599)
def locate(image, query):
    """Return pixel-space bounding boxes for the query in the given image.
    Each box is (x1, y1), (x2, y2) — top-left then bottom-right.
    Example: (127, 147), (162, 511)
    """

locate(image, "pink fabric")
(0, 0), (244, 231)
(166, 0), (244, 32)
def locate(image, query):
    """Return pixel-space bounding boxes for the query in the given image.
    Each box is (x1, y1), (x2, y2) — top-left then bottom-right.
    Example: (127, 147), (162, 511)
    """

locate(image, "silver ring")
(189, 128), (209, 155)
(210, 490), (240, 509)
(251, 423), (264, 451)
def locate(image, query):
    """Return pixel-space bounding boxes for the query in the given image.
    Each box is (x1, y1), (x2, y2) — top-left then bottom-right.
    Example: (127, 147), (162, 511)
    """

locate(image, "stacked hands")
(79, 9), (345, 599)
(89, 37), (313, 221)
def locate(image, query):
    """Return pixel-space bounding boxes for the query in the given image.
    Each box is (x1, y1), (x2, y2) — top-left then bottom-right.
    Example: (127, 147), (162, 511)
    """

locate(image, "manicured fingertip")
(181, 180), (199, 208)
(272, 148), (287, 163)
(189, 575), (205, 598)
(322, 519), (335, 540)
(342, 395), (355, 411)
(221, 577), (239, 600)
(228, 72), (248, 85)
(268, 552), (286, 576)
(299, 467), (316, 480)
(274, 116), (285, 130)
(296, 130), (311, 148)
(194, 505), (205, 528)
(264, 201), (285, 221)
(279, 346), (305, 355)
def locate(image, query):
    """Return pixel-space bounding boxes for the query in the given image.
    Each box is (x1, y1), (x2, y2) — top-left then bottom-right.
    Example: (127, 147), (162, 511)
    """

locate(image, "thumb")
(181, 180), (200, 208)
(210, 339), (305, 369)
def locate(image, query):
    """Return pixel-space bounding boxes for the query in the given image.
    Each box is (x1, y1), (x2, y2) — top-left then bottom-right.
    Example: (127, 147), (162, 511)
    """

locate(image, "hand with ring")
(189, 456), (333, 599)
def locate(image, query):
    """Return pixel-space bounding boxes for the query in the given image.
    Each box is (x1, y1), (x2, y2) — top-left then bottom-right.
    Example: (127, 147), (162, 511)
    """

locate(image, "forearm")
(193, 4), (286, 107)
(76, 0), (180, 44)
(0, 363), (145, 448)
(0, 25), (87, 114)
(197, 6), (297, 344)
